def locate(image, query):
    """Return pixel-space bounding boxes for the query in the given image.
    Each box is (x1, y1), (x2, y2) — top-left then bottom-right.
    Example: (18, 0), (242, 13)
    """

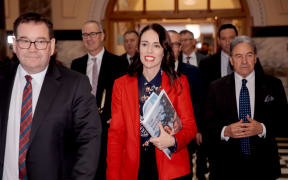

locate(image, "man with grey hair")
(179, 30), (206, 66)
(205, 35), (286, 180)
(71, 20), (126, 180)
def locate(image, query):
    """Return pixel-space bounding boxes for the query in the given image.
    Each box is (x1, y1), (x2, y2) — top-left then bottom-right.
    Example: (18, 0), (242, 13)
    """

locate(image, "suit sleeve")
(71, 75), (102, 180)
(106, 78), (126, 180)
(174, 76), (198, 150)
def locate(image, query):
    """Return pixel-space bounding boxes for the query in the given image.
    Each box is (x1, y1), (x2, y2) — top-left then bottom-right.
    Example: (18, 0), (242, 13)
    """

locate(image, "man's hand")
(224, 115), (263, 138)
(196, 133), (202, 146)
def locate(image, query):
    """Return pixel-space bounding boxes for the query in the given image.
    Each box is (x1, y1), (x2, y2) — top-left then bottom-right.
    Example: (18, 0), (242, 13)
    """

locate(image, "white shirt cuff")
(258, 123), (266, 138)
(221, 126), (230, 141)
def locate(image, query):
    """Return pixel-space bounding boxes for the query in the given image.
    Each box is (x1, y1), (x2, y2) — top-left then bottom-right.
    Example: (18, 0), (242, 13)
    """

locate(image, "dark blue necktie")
(239, 79), (251, 155)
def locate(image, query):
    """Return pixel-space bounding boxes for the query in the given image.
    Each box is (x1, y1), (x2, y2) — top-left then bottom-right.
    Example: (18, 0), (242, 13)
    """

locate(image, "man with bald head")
(71, 20), (126, 179)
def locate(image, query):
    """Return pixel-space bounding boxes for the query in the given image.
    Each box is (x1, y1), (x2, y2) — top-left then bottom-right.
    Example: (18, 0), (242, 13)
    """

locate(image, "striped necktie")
(19, 75), (33, 179)
(239, 79), (251, 155)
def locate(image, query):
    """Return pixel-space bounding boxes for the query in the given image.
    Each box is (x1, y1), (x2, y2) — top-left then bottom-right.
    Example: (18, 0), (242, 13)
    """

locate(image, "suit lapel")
(225, 74), (239, 123)
(29, 62), (61, 144)
(96, 51), (107, 106)
(0, 63), (18, 159)
(79, 55), (88, 74)
(254, 72), (265, 120)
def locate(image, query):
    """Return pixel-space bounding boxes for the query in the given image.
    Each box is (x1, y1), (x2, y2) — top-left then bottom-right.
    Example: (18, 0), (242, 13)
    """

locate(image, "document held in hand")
(142, 89), (182, 159)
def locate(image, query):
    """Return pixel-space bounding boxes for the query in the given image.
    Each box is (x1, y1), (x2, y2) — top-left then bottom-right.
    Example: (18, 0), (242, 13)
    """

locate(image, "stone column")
(0, 0), (7, 61)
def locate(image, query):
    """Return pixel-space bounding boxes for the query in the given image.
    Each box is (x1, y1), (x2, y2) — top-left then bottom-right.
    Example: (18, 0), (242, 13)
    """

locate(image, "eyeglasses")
(180, 38), (193, 43)
(16, 39), (51, 50)
(82, 32), (102, 39)
(170, 42), (181, 47)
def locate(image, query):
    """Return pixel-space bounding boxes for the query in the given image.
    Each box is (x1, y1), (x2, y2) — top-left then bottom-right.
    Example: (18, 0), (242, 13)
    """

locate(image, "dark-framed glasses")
(170, 42), (181, 47)
(82, 32), (102, 39)
(16, 39), (51, 50)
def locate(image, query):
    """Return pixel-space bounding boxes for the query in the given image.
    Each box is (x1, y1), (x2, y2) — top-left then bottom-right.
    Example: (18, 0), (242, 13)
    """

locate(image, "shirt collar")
(221, 50), (229, 59)
(88, 47), (105, 62)
(19, 64), (48, 84)
(234, 70), (255, 82)
(183, 51), (196, 58)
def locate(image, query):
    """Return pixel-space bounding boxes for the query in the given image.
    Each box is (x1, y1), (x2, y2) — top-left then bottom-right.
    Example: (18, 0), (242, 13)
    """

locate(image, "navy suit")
(205, 72), (286, 180)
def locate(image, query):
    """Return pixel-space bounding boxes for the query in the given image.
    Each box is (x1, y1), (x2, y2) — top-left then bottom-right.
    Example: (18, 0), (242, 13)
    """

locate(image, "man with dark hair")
(121, 30), (139, 69)
(0, 12), (101, 180)
(205, 36), (286, 180)
(71, 20), (126, 180)
(179, 30), (206, 67)
(199, 24), (263, 92)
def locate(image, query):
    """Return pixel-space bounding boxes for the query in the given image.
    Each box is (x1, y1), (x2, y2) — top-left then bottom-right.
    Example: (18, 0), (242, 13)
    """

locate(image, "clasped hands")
(149, 122), (176, 150)
(224, 115), (263, 138)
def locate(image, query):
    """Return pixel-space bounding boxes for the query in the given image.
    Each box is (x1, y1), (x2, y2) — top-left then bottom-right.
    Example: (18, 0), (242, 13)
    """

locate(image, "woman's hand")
(150, 122), (176, 150)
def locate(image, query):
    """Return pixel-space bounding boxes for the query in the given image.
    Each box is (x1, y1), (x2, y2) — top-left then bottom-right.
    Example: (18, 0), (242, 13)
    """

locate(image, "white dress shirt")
(174, 60), (179, 71)
(3, 65), (47, 180)
(126, 54), (133, 65)
(220, 50), (230, 77)
(183, 51), (198, 66)
(86, 48), (104, 87)
(221, 71), (266, 141)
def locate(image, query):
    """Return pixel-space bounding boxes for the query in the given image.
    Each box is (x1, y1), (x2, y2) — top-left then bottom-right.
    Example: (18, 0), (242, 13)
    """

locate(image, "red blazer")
(107, 72), (197, 180)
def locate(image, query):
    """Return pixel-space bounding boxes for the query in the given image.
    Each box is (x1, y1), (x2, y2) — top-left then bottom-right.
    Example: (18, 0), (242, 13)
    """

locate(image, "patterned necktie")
(186, 56), (191, 64)
(19, 75), (33, 179)
(91, 58), (98, 96)
(239, 79), (251, 155)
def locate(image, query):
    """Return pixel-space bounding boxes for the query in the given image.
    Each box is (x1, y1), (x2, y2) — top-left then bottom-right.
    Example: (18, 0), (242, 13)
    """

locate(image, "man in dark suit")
(70, 20), (126, 179)
(199, 24), (263, 92)
(168, 30), (208, 180)
(179, 30), (206, 67)
(205, 36), (286, 180)
(120, 30), (139, 70)
(0, 13), (101, 180)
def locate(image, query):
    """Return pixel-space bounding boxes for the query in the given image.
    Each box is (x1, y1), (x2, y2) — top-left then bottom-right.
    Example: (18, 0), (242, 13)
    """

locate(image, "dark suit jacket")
(205, 72), (287, 179)
(71, 50), (126, 129)
(70, 50), (126, 179)
(120, 53), (130, 71)
(0, 60), (102, 180)
(177, 60), (204, 132)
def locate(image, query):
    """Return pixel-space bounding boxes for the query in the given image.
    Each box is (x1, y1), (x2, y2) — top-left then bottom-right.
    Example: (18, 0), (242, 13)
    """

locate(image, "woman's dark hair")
(128, 23), (177, 86)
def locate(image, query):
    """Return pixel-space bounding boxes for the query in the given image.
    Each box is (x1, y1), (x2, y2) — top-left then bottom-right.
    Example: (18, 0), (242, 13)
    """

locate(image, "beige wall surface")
(51, 0), (92, 30)
(264, 0), (288, 26)
(5, 0), (19, 30)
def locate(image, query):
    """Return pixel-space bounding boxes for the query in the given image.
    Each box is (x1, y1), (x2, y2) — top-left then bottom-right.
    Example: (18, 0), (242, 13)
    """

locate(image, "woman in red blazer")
(107, 24), (197, 180)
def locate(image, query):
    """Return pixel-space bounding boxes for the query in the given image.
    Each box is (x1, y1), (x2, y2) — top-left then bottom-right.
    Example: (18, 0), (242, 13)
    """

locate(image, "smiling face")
(82, 22), (104, 56)
(13, 22), (55, 74)
(139, 29), (164, 76)
(229, 42), (257, 78)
